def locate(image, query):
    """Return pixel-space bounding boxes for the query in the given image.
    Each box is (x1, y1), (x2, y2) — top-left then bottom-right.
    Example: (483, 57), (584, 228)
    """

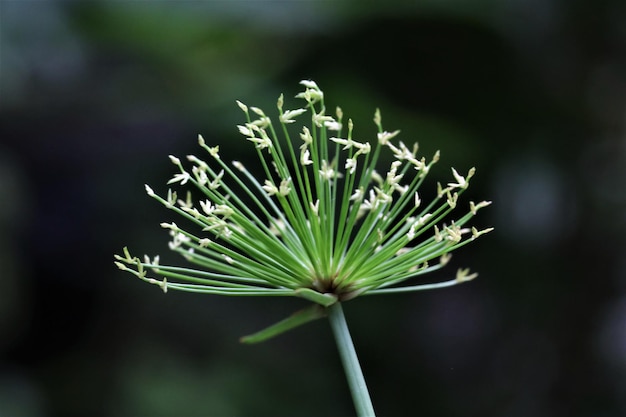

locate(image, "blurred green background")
(1, 0), (625, 416)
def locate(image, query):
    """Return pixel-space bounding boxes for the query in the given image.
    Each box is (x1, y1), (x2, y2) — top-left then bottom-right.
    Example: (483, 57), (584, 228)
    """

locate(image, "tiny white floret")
(145, 184), (155, 196)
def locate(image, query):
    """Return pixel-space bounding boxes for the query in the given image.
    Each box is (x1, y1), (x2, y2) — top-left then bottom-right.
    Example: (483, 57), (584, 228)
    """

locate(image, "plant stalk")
(327, 302), (376, 417)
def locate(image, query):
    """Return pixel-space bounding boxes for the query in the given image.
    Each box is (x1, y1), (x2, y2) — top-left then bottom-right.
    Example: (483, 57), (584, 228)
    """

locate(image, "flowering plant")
(115, 80), (492, 416)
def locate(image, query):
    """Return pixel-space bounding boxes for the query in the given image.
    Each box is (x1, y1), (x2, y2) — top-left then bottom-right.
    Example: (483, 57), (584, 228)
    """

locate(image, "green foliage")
(115, 80), (491, 340)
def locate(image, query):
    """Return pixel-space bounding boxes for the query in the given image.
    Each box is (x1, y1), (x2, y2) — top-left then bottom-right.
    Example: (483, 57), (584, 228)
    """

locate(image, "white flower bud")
(235, 100), (248, 113)
(262, 180), (279, 196)
(299, 80), (319, 89)
(168, 155), (181, 166)
(145, 184), (155, 196)
(280, 108), (307, 124)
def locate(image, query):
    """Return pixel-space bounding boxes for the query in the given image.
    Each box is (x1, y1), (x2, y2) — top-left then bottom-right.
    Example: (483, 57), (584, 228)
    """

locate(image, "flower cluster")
(115, 80), (492, 336)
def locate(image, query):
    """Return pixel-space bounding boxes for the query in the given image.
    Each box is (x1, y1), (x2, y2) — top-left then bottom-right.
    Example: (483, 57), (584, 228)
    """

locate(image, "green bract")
(114, 80), (492, 341)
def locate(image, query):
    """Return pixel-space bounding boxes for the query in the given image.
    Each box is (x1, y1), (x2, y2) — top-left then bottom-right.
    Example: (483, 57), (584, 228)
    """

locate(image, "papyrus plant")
(115, 80), (492, 416)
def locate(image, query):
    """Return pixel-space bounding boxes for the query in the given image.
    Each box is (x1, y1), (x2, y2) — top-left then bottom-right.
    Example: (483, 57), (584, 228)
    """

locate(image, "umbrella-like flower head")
(115, 80), (492, 339)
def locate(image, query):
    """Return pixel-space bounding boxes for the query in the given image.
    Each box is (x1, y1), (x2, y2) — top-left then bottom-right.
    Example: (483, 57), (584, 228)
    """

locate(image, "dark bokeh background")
(1, 1), (626, 416)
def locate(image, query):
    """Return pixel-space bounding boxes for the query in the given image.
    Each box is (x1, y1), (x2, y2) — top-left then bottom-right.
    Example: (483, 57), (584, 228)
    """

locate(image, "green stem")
(327, 303), (376, 417)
